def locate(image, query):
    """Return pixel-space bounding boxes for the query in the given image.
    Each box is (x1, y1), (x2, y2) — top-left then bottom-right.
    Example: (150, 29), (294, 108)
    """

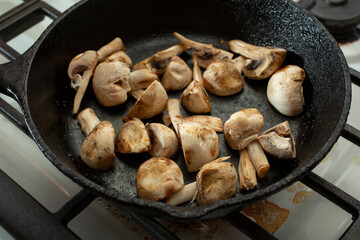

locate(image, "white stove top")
(0, 1), (359, 239)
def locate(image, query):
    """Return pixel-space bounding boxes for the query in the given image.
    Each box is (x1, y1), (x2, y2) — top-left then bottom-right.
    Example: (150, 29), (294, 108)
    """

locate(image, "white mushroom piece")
(202, 58), (245, 96)
(173, 32), (234, 69)
(239, 149), (257, 190)
(104, 50), (132, 68)
(258, 121), (296, 160)
(161, 55), (193, 91)
(246, 140), (270, 178)
(128, 69), (159, 98)
(77, 108), (115, 170)
(133, 43), (190, 76)
(115, 118), (151, 154)
(267, 65), (305, 116)
(165, 182), (197, 206)
(195, 156), (238, 205)
(127, 80), (168, 119)
(227, 39), (287, 80)
(67, 50), (98, 114)
(184, 115), (223, 132)
(181, 57), (212, 113)
(168, 99), (220, 172)
(145, 123), (179, 158)
(224, 108), (264, 150)
(136, 157), (184, 201)
(97, 37), (126, 62)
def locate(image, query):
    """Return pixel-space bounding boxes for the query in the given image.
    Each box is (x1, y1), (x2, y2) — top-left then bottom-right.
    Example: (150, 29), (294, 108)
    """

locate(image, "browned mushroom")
(97, 37), (126, 62)
(67, 50), (98, 114)
(195, 156), (238, 205)
(146, 123), (179, 158)
(77, 108), (115, 170)
(173, 32), (233, 68)
(104, 50), (132, 68)
(258, 121), (296, 160)
(161, 56), (193, 91)
(183, 115), (223, 132)
(267, 65), (305, 116)
(115, 118), (151, 154)
(224, 108), (264, 150)
(165, 182), (197, 206)
(136, 157), (184, 201)
(239, 149), (257, 190)
(227, 39), (287, 80)
(246, 140), (270, 178)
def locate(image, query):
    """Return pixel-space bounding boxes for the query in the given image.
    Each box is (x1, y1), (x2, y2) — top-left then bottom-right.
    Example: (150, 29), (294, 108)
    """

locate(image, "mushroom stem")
(167, 99), (183, 136)
(184, 115), (223, 132)
(239, 149), (257, 190)
(153, 43), (190, 61)
(246, 140), (270, 178)
(97, 37), (126, 62)
(77, 108), (101, 135)
(129, 69), (159, 90)
(165, 182), (197, 206)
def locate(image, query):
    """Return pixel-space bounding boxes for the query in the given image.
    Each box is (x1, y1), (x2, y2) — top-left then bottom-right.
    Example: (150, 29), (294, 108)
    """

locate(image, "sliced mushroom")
(104, 50), (132, 68)
(267, 65), (305, 116)
(136, 157), (184, 201)
(246, 140), (270, 178)
(195, 156), (238, 205)
(203, 58), (244, 96)
(133, 43), (190, 76)
(146, 123), (179, 158)
(173, 32), (233, 69)
(165, 182), (197, 206)
(227, 39), (287, 80)
(97, 37), (126, 62)
(128, 89), (144, 100)
(183, 115), (223, 132)
(239, 149), (257, 190)
(67, 50), (98, 114)
(167, 99), (184, 136)
(181, 57), (212, 113)
(92, 61), (131, 107)
(127, 81), (168, 119)
(162, 114), (172, 127)
(224, 108), (264, 150)
(115, 118), (151, 154)
(161, 56), (193, 91)
(258, 121), (296, 160)
(77, 108), (115, 170)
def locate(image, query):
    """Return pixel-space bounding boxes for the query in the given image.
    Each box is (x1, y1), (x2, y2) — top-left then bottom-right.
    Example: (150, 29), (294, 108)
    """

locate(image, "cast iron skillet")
(0, 0), (351, 221)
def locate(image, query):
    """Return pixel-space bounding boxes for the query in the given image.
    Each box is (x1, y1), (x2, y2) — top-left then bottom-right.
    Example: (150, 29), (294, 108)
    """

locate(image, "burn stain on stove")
(292, 190), (314, 204)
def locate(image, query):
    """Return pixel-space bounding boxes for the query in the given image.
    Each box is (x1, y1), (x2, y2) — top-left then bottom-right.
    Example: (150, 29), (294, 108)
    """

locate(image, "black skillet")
(0, 0), (351, 221)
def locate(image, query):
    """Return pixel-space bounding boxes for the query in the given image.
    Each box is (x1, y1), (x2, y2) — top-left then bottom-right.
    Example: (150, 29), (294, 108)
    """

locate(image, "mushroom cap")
(203, 58), (244, 96)
(258, 121), (296, 160)
(224, 108), (264, 150)
(104, 50), (132, 68)
(227, 39), (287, 80)
(178, 122), (220, 172)
(116, 118), (151, 154)
(146, 123), (179, 158)
(80, 121), (115, 170)
(161, 56), (193, 91)
(181, 80), (212, 113)
(127, 81), (168, 119)
(92, 61), (131, 107)
(67, 50), (98, 82)
(267, 65), (305, 116)
(196, 157), (238, 205)
(77, 108), (101, 136)
(136, 157), (184, 201)
(192, 49), (234, 69)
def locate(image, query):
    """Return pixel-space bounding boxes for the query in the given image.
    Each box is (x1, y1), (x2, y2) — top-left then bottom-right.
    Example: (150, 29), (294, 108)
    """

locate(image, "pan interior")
(26, 0), (347, 210)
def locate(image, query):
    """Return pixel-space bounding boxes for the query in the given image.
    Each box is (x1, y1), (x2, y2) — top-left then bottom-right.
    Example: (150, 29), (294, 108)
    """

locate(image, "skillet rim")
(20, 0), (352, 220)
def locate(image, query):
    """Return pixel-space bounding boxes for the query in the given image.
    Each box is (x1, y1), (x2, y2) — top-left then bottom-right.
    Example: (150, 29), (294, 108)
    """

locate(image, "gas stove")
(0, 0), (360, 239)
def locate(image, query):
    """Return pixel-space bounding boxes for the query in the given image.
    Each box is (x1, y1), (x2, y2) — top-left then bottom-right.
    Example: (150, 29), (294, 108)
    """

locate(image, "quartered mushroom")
(267, 65), (305, 116)
(67, 50), (98, 114)
(173, 32), (233, 69)
(97, 37), (126, 62)
(133, 43), (190, 76)
(92, 61), (131, 107)
(136, 157), (184, 201)
(246, 140), (270, 178)
(146, 123), (179, 158)
(181, 57), (212, 113)
(127, 80), (168, 119)
(168, 99), (220, 172)
(104, 50), (132, 68)
(224, 108), (264, 150)
(195, 156), (238, 205)
(183, 115), (223, 132)
(203, 58), (245, 96)
(129, 69), (159, 91)
(239, 149), (257, 190)
(115, 118), (151, 154)
(161, 55), (193, 91)
(258, 121), (296, 160)
(77, 108), (115, 170)
(227, 39), (287, 80)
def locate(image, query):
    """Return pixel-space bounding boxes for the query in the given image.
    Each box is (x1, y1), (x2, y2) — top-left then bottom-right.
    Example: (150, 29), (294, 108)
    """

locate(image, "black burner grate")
(1, 1), (360, 239)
